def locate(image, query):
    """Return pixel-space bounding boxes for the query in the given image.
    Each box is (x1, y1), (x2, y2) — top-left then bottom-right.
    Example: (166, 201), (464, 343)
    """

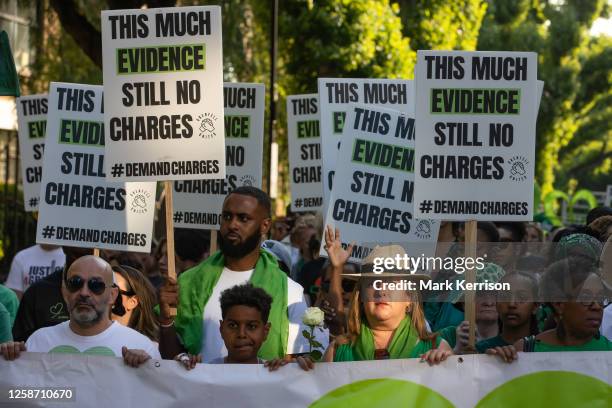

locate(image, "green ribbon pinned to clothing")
(175, 249), (288, 360)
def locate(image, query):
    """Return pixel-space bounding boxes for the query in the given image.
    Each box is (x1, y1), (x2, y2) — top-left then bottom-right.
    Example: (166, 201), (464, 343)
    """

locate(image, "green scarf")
(175, 249), (288, 360)
(335, 317), (421, 361)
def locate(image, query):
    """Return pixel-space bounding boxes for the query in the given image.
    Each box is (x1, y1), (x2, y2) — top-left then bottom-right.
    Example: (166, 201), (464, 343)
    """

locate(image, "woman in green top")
(488, 256), (611, 362)
(321, 227), (452, 365)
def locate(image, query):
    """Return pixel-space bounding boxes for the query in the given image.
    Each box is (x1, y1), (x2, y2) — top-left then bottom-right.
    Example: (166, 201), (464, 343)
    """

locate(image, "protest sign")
(1, 352), (609, 407)
(101, 6), (225, 182)
(413, 51), (538, 221)
(173, 83), (265, 229)
(287, 94), (323, 212)
(318, 79), (414, 212)
(321, 104), (439, 262)
(16, 94), (47, 211)
(35, 83), (156, 252)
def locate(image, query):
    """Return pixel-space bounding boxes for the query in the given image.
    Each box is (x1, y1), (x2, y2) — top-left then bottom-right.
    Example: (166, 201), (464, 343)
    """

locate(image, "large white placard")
(413, 51), (538, 221)
(318, 79), (415, 212)
(322, 104), (439, 262)
(36, 83), (156, 252)
(101, 6), (225, 182)
(1, 352), (608, 407)
(172, 83), (265, 229)
(16, 94), (47, 211)
(287, 94), (323, 212)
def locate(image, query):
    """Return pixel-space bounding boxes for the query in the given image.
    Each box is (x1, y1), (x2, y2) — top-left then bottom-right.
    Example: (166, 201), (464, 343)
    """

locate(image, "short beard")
(219, 230), (261, 258)
(69, 299), (105, 327)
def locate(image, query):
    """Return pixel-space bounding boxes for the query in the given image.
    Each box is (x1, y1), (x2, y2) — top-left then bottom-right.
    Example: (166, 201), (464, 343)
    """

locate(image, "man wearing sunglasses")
(1, 256), (160, 367)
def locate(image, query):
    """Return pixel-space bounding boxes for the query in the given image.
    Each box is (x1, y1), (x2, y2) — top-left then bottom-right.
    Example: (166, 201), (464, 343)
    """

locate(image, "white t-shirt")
(6, 245), (65, 292)
(26, 321), (161, 359)
(601, 306), (612, 341)
(201, 267), (329, 363)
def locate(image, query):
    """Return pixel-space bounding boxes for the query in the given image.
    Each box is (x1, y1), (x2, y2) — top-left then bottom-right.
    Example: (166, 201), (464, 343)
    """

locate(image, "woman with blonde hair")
(321, 227), (452, 364)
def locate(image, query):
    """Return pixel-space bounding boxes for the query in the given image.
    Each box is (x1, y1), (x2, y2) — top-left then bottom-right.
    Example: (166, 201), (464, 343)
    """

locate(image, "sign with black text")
(173, 83), (264, 229)
(318, 79), (414, 212)
(16, 94), (47, 211)
(101, 6), (225, 182)
(322, 104), (439, 262)
(36, 83), (156, 252)
(287, 94), (323, 212)
(414, 51), (538, 221)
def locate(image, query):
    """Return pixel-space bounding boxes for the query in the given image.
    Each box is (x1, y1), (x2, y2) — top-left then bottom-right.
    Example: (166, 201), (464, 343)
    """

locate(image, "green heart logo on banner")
(476, 371), (611, 408)
(49, 345), (115, 357)
(310, 378), (454, 408)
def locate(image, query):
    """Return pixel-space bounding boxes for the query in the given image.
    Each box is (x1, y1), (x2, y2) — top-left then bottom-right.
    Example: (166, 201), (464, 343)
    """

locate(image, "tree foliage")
(22, 0), (611, 210)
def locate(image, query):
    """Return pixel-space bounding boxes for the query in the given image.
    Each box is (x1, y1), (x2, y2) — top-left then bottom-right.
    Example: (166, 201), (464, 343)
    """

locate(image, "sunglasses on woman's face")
(65, 276), (111, 295)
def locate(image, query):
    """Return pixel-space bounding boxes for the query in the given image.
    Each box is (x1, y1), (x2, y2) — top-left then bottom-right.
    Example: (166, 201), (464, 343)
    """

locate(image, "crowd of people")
(1, 186), (611, 374)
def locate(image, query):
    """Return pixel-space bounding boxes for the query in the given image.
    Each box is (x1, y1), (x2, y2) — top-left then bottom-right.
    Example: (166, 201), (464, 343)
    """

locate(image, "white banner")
(35, 83), (156, 252)
(413, 51), (538, 221)
(172, 82), (265, 230)
(16, 94), (47, 211)
(101, 6), (225, 182)
(321, 104), (439, 262)
(0, 352), (609, 407)
(318, 79), (415, 213)
(287, 94), (323, 213)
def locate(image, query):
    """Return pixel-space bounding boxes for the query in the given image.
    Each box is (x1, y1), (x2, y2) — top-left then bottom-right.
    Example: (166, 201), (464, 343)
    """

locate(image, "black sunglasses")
(65, 276), (111, 295)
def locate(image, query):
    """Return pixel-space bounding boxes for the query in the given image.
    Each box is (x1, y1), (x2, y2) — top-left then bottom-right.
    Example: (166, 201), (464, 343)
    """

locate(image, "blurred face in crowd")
(219, 305), (270, 363)
(62, 256), (118, 328)
(220, 194), (270, 258)
(496, 276), (537, 329)
(496, 226), (516, 268)
(157, 242), (168, 276)
(271, 220), (290, 241)
(554, 274), (606, 338)
(525, 225), (542, 243)
(475, 292), (498, 324)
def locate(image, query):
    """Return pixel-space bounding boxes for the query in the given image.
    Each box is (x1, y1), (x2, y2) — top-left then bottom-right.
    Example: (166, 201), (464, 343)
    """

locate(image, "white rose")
(302, 307), (324, 326)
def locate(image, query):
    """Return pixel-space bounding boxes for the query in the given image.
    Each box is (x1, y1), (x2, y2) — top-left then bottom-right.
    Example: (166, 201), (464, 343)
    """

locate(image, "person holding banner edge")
(1, 256), (160, 367)
(321, 227), (453, 364)
(158, 187), (322, 366)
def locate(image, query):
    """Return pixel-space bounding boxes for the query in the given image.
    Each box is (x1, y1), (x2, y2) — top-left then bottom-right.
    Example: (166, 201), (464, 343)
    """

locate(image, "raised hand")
(323, 226), (354, 269)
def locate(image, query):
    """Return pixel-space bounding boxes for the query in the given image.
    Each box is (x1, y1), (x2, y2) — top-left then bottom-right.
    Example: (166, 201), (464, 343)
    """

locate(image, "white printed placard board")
(101, 6), (225, 182)
(413, 51), (538, 221)
(321, 104), (439, 262)
(318, 79), (415, 212)
(16, 94), (47, 211)
(287, 94), (323, 212)
(173, 83), (264, 229)
(36, 83), (156, 252)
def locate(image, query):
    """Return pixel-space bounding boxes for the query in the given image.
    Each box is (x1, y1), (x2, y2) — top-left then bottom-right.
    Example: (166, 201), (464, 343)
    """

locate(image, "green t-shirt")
(533, 336), (612, 352)
(424, 302), (464, 332)
(0, 284), (18, 326)
(476, 335), (511, 353)
(437, 326), (457, 349)
(0, 303), (12, 342)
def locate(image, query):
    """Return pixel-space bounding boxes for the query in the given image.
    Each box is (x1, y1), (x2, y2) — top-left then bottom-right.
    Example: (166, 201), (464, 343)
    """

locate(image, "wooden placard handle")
(464, 219), (477, 350)
(164, 181), (177, 317)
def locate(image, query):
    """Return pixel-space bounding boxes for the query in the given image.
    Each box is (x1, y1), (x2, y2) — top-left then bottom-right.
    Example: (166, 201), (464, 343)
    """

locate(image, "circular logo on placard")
(197, 113), (218, 138)
(508, 156), (528, 181)
(415, 219), (433, 240)
(239, 175), (256, 187)
(129, 189), (151, 214)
